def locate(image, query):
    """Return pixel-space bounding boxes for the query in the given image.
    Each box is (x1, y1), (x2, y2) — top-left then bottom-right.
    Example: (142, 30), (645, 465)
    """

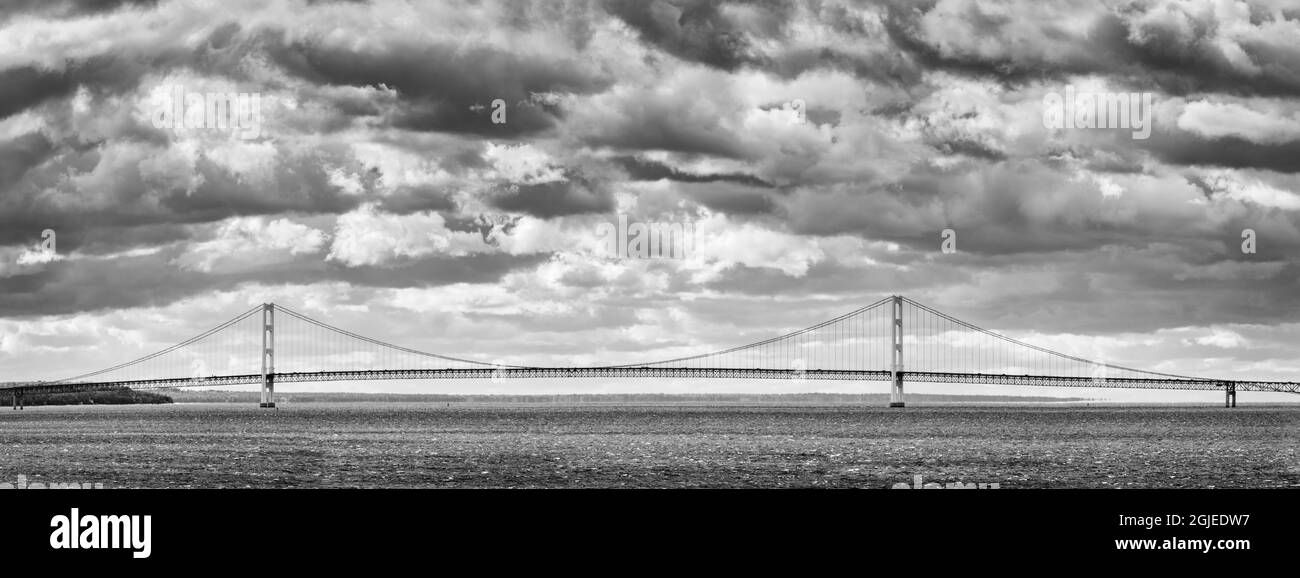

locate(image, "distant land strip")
(160, 390), (1094, 404)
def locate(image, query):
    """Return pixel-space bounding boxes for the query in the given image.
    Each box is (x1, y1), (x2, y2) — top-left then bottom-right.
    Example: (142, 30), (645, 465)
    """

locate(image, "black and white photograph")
(0, 0), (1296, 565)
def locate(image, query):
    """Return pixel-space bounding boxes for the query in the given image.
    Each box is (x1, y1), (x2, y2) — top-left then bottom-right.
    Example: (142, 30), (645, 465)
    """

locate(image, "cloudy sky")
(1, 0), (1298, 401)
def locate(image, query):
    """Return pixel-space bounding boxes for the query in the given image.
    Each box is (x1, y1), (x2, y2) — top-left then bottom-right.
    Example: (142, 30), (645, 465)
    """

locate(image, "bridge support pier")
(889, 295), (905, 408)
(890, 372), (905, 408)
(259, 303), (276, 409)
(11, 390), (22, 410)
(260, 376), (275, 408)
(1225, 382), (1236, 408)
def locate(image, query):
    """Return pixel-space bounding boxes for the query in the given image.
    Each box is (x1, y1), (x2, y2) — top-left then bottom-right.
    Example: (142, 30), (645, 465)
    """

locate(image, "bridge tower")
(890, 295), (905, 408)
(260, 303), (276, 408)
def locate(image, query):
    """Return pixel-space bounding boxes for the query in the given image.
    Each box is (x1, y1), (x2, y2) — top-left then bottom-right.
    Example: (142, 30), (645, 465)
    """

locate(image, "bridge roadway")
(3, 368), (1296, 396)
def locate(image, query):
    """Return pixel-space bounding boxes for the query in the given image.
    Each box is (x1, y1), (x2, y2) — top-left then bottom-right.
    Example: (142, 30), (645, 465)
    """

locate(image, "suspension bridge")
(3, 296), (1296, 409)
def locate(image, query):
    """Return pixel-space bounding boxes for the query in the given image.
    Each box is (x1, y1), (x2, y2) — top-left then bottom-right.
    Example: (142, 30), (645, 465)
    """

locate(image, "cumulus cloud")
(1191, 329), (1250, 349)
(483, 143), (568, 185)
(174, 216), (327, 273)
(684, 213), (828, 281)
(327, 203), (488, 267)
(1177, 100), (1300, 145)
(1192, 170), (1300, 210)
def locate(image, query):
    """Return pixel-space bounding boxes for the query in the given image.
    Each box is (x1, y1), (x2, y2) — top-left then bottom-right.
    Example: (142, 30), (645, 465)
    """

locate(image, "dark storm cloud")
(0, 67), (81, 120)
(486, 171), (615, 218)
(613, 155), (773, 187)
(0, 250), (209, 317)
(574, 92), (753, 159)
(767, 45), (921, 86)
(0, 138), (373, 252)
(802, 106), (841, 127)
(880, 4), (1063, 86)
(0, 25), (258, 122)
(1042, 145), (1149, 175)
(71, 224), (191, 257)
(758, 3), (924, 84)
(375, 184), (458, 215)
(602, 0), (921, 85)
(0, 134), (88, 248)
(1146, 135), (1300, 174)
(263, 32), (612, 138)
(694, 258), (920, 301)
(0, 248), (547, 318)
(0, 132), (56, 197)
(499, 0), (600, 50)
(444, 214), (520, 245)
(315, 253), (549, 291)
(1112, 10), (1300, 98)
(602, 0), (774, 71)
(0, 0), (159, 23)
(780, 158), (1300, 263)
(678, 181), (778, 215)
(178, 154), (372, 218)
(882, 2), (1300, 98)
(929, 136), (1007, 161)
(920, 255), (1300, 334)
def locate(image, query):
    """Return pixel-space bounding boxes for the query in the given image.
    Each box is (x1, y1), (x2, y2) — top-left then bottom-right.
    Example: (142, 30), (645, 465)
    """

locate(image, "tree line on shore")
(1, 387), (172, 406)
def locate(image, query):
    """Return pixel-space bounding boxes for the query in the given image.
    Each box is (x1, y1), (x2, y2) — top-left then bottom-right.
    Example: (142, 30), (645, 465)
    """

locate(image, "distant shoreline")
(161, 390), (1095, 404)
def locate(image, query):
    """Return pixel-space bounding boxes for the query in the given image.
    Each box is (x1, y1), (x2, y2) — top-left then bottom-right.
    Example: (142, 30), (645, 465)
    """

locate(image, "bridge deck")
(3, 368), (1296, 394)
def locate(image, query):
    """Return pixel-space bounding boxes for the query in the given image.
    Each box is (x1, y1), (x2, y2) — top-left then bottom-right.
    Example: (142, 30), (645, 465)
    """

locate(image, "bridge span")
(4, 296), (1296, 408)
